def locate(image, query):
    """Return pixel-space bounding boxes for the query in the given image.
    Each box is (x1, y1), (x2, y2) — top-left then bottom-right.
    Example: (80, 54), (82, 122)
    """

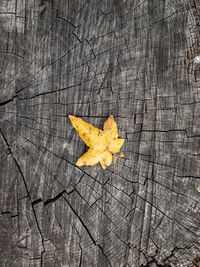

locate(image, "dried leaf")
(69, 115), (125, 170)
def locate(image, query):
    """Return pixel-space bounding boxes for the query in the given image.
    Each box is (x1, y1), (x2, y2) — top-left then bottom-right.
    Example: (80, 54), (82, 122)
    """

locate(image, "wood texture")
(0, 0), (200, 266)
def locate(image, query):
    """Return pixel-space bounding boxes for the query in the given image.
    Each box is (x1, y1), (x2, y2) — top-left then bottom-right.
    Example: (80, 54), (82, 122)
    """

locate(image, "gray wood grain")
(0, 0), (200, 266)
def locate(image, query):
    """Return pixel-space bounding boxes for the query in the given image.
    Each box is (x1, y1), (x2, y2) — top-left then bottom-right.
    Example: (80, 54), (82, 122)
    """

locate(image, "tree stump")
(0, 0), (200, 266)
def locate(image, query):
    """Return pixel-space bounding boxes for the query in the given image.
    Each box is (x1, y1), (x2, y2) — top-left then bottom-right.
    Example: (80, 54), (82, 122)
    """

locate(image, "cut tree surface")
(0, 0), (200, 266)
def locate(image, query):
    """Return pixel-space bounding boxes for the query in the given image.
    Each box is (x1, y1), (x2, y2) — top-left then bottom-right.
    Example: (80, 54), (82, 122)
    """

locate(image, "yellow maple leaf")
(69, 115), (125, 170)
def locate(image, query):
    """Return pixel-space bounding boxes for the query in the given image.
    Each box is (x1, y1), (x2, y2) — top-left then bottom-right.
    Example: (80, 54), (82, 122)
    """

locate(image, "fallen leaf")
(69, 115), (125, 169)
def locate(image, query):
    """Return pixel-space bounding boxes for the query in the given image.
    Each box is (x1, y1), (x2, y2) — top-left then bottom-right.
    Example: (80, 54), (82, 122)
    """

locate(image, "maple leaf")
(69, 115), (125, 170)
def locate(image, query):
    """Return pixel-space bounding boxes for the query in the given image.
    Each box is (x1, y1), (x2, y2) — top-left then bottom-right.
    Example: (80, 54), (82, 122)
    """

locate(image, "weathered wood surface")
(0, 0), (200, 266)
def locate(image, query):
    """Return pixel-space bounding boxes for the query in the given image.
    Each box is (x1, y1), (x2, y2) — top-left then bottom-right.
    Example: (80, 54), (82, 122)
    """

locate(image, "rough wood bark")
(0, 0), (200, 266)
